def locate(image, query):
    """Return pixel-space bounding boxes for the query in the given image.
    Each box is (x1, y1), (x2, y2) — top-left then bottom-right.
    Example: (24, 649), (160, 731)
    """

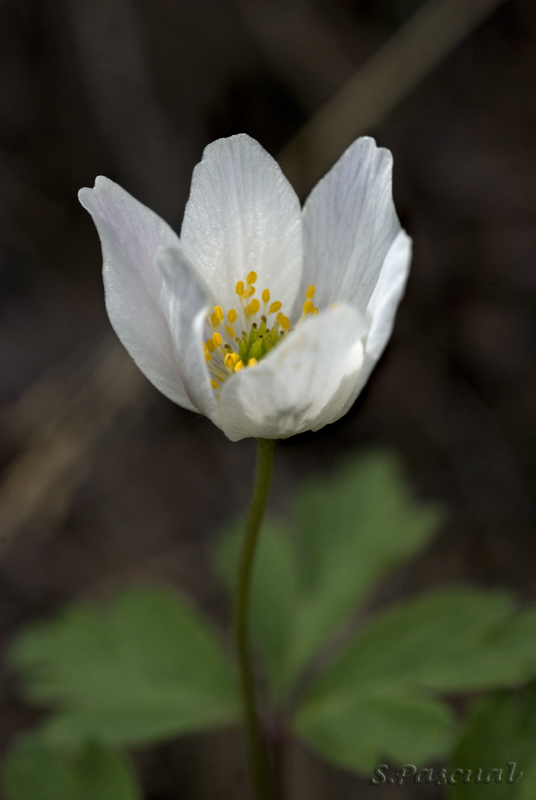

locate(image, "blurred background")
(1, 0), (536, 797)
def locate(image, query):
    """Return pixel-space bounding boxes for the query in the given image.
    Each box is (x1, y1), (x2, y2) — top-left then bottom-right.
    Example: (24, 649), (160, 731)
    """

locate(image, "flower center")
(203, 271), (318, 395)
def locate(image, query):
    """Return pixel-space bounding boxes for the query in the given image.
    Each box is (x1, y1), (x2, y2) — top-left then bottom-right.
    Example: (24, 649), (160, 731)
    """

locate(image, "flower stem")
(234, 437), (276, 800)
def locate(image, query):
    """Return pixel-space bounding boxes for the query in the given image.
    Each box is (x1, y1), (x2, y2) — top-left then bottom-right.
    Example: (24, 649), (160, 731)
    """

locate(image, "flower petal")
(79, 177), (196, 411)
(335, 229), (412, 421)
(180, 134), (303, 314)
(366, 229), (412, 360)
(300, 137), (401, 317)
(217, 305), (367, 441)
(157, 245), (217, 423)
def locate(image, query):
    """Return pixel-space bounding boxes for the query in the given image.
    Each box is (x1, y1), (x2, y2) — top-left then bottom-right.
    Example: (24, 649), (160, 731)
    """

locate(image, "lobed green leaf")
(288, 451), (441, 680)
(215, 450), (441, 697)
(294, 589), (536, 775)
(10, 586), (239, 746)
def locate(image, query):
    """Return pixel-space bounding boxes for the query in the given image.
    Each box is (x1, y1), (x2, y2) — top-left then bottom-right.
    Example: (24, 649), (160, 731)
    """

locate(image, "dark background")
(0, 0), (536, 797)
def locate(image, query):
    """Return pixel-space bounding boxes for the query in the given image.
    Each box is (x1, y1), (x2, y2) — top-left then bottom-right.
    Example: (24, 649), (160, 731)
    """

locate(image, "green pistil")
(249, 338), (264, 361)
(235, 321), (283, 366)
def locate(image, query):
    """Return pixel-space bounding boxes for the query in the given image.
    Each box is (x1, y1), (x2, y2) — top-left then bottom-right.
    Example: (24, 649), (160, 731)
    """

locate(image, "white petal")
(300, 137), (401, 317)
(366, 229), (412, 360)
(157, 245), (217, 423)
(79, 177), (196, 411)
(335, 229), (412, 420)
(180, 134), (303, 314)
(217, 305), (367, 441)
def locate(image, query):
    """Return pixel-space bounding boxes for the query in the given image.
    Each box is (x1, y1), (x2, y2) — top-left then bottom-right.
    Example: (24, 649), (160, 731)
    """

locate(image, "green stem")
(234, 438), (276, 800)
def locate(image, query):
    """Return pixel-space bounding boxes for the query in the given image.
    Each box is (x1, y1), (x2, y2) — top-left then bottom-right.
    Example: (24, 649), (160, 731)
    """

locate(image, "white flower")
(79, 135), (411, 442)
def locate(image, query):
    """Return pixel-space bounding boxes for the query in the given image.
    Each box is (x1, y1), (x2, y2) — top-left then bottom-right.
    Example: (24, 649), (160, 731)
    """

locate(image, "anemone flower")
(79, 134), (411, 441)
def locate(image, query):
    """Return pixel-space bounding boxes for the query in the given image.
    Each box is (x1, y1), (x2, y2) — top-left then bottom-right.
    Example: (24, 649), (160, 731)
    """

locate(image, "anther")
(234, 361), (244, 372)
(211, 312), (220, 328)
(224, 353), (238, 369)
(280, 314), (290, 331)
(226, 325), (235, 338)
(228, 308), (237, 323)
(306, 284), (315, 299)
(303, 300), (313, 314)
(248, 358), (257, 367)
(204, 351), (212, 362)
(246, 271), (257, 285)
(312, 306), (319, 315)
(236, 280), (245, 295)
(249, 299), (260, 314)
(262, 289), (270, 303)
(207, 339), (215, 352)
(214, 305), (224, 320)
(212, 332), (222, 347)
(210, 379), (219, 390)
(269, 301), (282, 314)
(248, 286), (256, 297)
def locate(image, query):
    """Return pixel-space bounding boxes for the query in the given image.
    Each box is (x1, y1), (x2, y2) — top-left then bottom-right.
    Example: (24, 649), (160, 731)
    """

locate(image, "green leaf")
(11, 586), (238, 746)
(287, 451), (441, 684)
(294, 686), (454, 774)
(449, 687), (536, 799)
(215, 450), (441, 697)
(2, 738), (141, 800)
(215, 519), (299, 696)
(301, 589), (519, 706)
(293, 589), (536, 776)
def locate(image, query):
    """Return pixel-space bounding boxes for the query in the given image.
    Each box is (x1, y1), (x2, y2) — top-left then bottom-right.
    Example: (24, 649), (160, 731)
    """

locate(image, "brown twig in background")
(0, 341), (145, 553)
(278, 0), (505, 196)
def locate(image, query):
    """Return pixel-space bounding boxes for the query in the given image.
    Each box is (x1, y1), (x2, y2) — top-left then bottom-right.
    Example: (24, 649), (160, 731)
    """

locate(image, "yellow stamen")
(303, 300), (313, 314)
(306, 284), (315, 299)
(228, 308), (237, 323)
(262, 289), (270, 303)
(246, 271), (257, 285)
(249, 299), (260, 314)
(205, 351), (212, 362)
(248, 286), (256, 297)
(312, 306), (319, 315)
(278, 313), (290, 331)
(224, 353), (238, 369)
(269, 301), (282, 314)
(210, 379), (219, 390)
(248, 358), (257, 367)
(212, 332), (222, 347)
(214, 305), (224, 320)
(226, 325), (236, 338)
(211, 312), (220, 328)
(234, 360), (244, 372)
(207, 339), (215, 352)
(236, 280), (245, 295)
